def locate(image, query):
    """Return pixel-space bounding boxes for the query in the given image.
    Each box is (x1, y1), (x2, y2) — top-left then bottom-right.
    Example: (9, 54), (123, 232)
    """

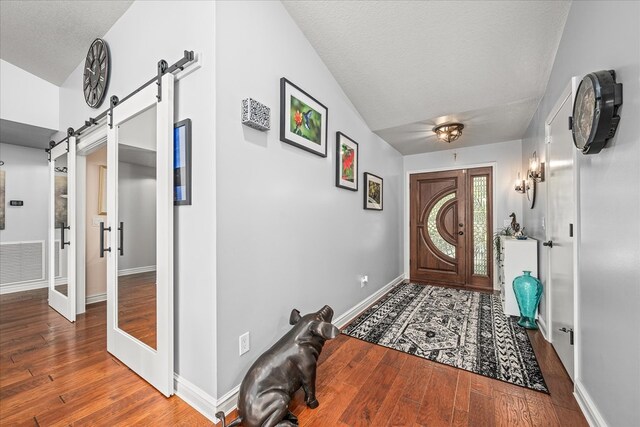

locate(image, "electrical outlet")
(239, 332), (250, 355)
(360, 275), (369, 288)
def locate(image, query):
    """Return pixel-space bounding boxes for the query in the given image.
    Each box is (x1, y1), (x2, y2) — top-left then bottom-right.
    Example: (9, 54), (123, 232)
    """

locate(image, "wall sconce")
(514, 172), (526, 193)
(528, 151), (545, 183)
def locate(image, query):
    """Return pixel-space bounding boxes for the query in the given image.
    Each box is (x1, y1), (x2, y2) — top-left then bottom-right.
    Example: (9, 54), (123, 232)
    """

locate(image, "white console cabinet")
(497, 236), (538, 317)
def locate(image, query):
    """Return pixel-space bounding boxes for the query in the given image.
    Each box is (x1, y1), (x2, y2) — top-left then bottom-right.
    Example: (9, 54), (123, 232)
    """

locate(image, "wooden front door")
(410, 167), (493, 290)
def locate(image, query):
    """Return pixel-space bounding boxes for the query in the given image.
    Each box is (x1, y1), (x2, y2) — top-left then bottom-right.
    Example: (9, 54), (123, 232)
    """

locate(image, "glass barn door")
(48, 137), (76, 322)
(105, 73), (174, 396)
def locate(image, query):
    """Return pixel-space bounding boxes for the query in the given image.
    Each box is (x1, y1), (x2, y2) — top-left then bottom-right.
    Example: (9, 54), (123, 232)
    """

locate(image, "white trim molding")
(86, 292), (107, 305)
(537, 316), (549, 341)
(0, 279), (48, 295)
(173, 374), (238, 423)
(333, 274), (406, 328)
(575, 379), (608, 427)
(117, 265), (156, 277)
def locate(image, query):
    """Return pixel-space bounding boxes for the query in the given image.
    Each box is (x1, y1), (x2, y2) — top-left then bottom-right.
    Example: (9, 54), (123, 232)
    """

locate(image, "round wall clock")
(572, 70), (623, 154)
(83, 38), (110, 108)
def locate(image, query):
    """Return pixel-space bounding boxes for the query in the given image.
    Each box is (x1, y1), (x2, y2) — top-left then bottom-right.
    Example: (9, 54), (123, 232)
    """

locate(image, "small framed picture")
(174, 118), (192, 205)
(363, 172), (383, 211)
(335, 132), (358, 191)
(280, 78), (328, 157)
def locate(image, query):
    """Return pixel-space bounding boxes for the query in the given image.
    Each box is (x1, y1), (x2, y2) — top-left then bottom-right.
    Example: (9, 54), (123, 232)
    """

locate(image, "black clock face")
(573, 77), (596, 151)
(83, 39), (110, 108)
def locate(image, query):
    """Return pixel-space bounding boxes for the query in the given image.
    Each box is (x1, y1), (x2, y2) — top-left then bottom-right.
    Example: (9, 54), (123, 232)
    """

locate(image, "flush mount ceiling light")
(433, 123), (464, 143)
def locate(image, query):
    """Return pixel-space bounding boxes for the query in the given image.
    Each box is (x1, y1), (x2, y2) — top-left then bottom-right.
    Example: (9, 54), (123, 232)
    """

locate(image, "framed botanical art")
(335, 132), (358, 191)
(363, 172), (383, 211)
(280, 78), (328, 157)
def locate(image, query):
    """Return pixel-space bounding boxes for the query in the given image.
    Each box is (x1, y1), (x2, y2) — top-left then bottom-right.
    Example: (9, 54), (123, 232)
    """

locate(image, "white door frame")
(544, 76), (581, 379)
(48, 137), (76, 322)
(75, 119), (109, 315)
(404, 162), (498, 286)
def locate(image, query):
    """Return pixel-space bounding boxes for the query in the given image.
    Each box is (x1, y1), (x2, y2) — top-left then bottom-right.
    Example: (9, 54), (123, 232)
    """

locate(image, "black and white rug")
(342, 282), (548, 393)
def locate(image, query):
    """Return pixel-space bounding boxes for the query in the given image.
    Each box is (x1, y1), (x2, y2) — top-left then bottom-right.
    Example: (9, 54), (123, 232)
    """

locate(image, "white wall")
(522, 2), (640, 426)
(58, 0), (217, 399)
(403, 140), (524, 285)
(0, 143), (49, 243)
(215, 0), (404, 396)
(0, 60), (59, 130)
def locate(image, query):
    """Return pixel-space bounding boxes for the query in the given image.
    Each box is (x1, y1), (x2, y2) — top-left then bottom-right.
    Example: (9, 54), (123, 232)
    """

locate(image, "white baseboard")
(86, 292), (106, 305)
(537, 316), (549, 341)
(118, 265), (156, 277)
(574, 379), (608, 427)
(0, 280), (48, 294)
(0, 277), (68, 295)
(173, 374), (239, 423)
(333, 273), (406, 329)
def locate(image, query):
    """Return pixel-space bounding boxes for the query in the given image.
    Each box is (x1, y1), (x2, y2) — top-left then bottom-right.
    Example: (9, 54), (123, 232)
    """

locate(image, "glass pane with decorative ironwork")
(427, 193), (456, 258)
(473, 176), (488, 275)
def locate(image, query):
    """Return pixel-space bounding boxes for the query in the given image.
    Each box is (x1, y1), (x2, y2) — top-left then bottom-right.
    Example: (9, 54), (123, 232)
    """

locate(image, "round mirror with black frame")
(526, 177), (536, 209)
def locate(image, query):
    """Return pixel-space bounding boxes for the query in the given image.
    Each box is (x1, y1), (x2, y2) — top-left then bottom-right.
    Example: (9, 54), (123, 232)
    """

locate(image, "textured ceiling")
(0, 0), (133, 85)
(283, 1), (571, 154)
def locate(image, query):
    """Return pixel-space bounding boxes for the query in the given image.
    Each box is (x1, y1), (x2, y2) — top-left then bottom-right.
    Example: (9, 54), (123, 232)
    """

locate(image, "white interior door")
(48, 137), (76, 322)
(106, 73), (174, 396)
(548, 94), (575, 379)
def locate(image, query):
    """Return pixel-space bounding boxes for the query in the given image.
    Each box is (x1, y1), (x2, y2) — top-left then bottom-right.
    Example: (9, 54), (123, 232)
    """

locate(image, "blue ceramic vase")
(512, 271), (543, 329)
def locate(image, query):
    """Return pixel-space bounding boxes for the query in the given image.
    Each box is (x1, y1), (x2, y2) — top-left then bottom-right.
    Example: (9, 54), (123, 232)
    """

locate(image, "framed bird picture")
(280, 78), (328, 157)
(335, 132), (358, 191)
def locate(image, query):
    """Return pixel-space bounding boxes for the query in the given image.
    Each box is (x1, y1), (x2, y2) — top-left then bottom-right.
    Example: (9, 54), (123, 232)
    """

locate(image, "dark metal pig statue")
(216, 305), (339, 427)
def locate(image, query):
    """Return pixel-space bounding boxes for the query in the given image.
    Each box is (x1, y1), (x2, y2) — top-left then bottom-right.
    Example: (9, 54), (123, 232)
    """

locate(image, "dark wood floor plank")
(338, 361), (400, 426)
(494, 391), (532, 427)
(416, 365), (458, 427)
(455, 370), (472, 412)
(468, 390), (495, 427)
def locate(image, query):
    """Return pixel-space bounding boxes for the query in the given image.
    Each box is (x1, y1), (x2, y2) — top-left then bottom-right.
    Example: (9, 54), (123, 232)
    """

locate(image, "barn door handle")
(458, 231), (464, 235)
(60, 222), (71, 249)
(117, 222), (124, 256)
(100, 222), (111, 258)
(543, 240), (553, 248)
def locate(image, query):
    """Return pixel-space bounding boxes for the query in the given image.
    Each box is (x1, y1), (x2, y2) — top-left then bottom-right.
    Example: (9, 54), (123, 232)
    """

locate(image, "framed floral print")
(335, 132), (358, 191)
(280, 78), (328, 157)
(363, 172), (383, 211)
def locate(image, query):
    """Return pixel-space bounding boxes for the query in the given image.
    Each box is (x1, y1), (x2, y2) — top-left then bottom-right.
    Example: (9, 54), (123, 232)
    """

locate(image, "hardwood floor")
(118, 271), (157, 349)
(1, 288), (587, 426)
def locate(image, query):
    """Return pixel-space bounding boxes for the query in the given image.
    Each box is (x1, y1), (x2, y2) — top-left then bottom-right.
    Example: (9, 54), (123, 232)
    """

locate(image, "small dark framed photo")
(174, 118), (192, 205)
(363, 172), (383, 211)
(280, 78), (328, 157)
(335, 132), (358, 191)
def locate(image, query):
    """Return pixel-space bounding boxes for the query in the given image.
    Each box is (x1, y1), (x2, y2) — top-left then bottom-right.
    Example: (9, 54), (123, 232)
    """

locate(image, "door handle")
(100, 222), (111, 258)
(458, 231), (464, 235)
(60, 222), (71, 249)
(543, 240), (553, 248)
(118, 222), (124, 256)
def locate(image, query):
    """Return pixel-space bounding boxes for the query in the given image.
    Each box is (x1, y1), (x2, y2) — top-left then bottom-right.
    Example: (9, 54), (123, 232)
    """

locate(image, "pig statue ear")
(289, 309), (302, 325)
(311, 321), (340, 340)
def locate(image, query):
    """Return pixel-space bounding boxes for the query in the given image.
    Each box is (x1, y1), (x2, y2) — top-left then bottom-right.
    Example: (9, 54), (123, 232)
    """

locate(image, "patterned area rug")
(342, 282), (548, 393)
